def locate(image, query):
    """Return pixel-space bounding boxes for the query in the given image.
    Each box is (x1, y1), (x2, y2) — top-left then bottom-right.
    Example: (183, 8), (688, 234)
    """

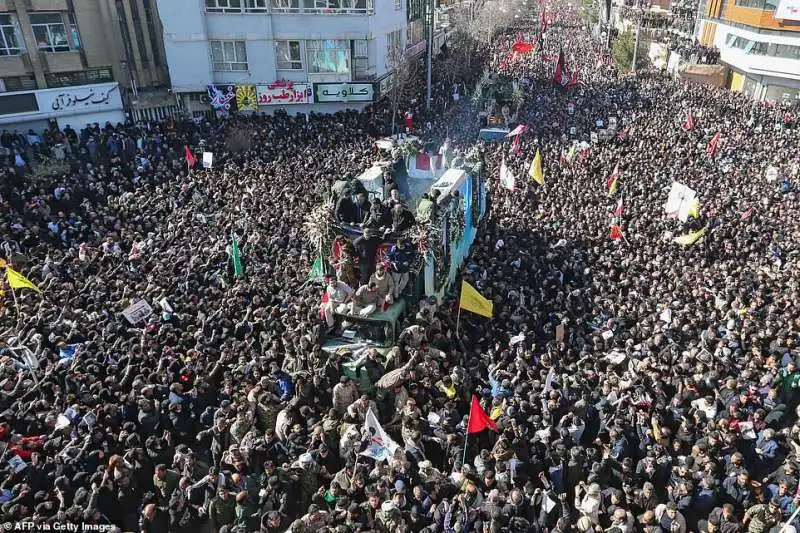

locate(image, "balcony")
(40, 50), (83, 73)
(0, 54), (32, 77)
(45, 66), (114, 88)
(207, 0), (374, 14)
(28, 0), (69, 10)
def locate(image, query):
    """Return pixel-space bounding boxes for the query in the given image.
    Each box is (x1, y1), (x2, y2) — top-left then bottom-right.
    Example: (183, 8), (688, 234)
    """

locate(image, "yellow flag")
(5, 266), (41, 293)
(529, 149), (544, 185)
(460, 280), (493, 318)
(674, 225), (707, 246)
(687, 198), (700, 219)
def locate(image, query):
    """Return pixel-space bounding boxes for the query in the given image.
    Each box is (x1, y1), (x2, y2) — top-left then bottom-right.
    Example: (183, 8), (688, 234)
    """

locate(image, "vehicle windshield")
(324, 300), (406, 350)
(478, 129), (510, 142)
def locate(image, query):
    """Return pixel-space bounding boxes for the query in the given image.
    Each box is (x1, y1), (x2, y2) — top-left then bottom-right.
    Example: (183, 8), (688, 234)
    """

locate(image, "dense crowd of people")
(1, 2), (800, 533)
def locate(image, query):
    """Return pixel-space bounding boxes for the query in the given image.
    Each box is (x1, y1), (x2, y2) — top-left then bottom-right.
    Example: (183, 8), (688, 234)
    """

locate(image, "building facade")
(0, 0), (173, 132)
(696, 0), (800, 103)
(155, 0), (412, 115)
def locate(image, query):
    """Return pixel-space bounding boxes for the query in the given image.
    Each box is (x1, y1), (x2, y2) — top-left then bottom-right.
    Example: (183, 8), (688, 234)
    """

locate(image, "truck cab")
(321, 298), (407, 355)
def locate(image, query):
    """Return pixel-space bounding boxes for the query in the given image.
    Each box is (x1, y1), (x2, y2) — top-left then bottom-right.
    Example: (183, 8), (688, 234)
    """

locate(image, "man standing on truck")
(354, 229), (380, 284)
(369, 263), (395, 307)
(388, 239), (413, 298)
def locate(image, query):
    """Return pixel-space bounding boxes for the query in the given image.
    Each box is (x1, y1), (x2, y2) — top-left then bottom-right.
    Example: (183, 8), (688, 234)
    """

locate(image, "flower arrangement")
(397, 138), (422, 158)
(303, 200), (334, 254)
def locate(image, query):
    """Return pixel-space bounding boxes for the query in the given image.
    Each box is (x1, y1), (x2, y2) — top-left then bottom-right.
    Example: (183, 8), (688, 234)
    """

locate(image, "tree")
(611, 29), (647, 71)
(474, 0), (516, 45)
(451, 0), (515, 48)
(579, 0), (599, 25)
(385, 43), (421, 135)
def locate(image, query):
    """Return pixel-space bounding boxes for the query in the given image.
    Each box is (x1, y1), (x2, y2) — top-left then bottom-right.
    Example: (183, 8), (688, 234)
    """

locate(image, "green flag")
(309, 256), (326, 281)
(231, 232), (244, 278)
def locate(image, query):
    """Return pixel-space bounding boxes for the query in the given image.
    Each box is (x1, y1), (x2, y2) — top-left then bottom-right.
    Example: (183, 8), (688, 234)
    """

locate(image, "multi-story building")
(697, 0), (800, 103)
(0, 0), (173, 133)
(155, 0), (412, 115)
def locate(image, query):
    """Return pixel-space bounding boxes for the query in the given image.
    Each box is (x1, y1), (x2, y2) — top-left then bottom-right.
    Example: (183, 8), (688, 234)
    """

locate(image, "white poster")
(664, 181), (696, 218)
(776, 0), (800, 20)
(122, 299), (153, 325)
(202, 152), (213, 169)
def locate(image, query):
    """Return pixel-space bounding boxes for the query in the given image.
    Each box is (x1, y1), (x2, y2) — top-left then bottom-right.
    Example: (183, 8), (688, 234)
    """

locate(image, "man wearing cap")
(743, 498), (783, 533)
(369, 262), (395, 306)
(377, 500), (406, 532)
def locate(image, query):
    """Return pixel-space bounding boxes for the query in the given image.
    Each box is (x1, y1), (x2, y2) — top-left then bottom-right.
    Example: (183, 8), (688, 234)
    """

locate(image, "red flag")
(511, 135), (521, 155)
(609, 224), (623, 240)
(683, 112), (695, 131)
(579, 148), (589, 164)
(184, 145), (196, 168)
(415, 153), (431, 171)
(741, 206), (754, 220)
(707, 132), (720, 157)
(467, 395), (497, 434)
(618, 127), (629, 141)
(512, 41), (536, 53)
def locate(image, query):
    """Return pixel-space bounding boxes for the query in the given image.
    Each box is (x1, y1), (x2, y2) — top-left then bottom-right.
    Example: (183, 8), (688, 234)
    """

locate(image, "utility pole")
(425, 0), (434, 110)
(631, 12), (640, 72)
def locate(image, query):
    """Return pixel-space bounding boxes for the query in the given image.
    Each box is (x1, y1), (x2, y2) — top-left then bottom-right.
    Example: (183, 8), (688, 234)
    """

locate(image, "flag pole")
(10, 286), (19, 320)
(455, 305), (462, 338)
(462, 399), (472, 469)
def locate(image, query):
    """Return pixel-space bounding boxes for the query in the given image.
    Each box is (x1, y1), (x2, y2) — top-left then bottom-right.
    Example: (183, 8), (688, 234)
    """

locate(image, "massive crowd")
(1, 3), (799, 533)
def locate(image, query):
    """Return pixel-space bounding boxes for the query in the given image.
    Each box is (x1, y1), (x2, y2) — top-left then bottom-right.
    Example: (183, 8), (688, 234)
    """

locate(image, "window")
(29, 13), (70, 52)
(733, 0), (777, 8)
(210, 40), (248, 71)
(68, 12), (81, 50)
(773, 43), (800, 59)
(0, 93), (38, 115)
(271, 0), (370, 11)
(353, 39), (370, 79)
(276, 40), (302, 69)
(0, 14), (23, 56)
(246, 0), (269, 11)
(0, 76), (36, 92)
(205, 0), (242, 12)
(307, 39), (350, 74)
(387, 29), (403, 54)
(271, 0), (299, 10)
(395, 0), (402, 9)
(46, 67), (113, 88)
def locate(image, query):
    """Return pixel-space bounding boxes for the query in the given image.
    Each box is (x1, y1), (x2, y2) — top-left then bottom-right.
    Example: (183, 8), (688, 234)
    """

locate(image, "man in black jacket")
(353, 229), (380, 284)
(141, 503), (170, 533)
